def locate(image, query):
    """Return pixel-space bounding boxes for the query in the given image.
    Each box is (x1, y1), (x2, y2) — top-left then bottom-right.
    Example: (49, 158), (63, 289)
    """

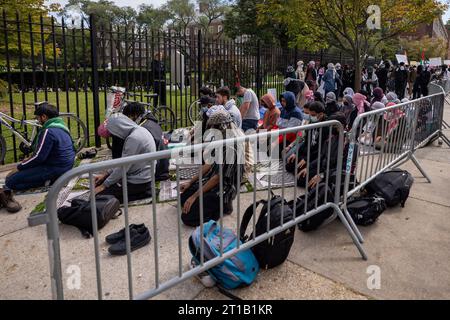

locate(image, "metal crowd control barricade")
(429, 80), (450, 137)
(28, 120), (366, 300)
(342, 91), (448, 243)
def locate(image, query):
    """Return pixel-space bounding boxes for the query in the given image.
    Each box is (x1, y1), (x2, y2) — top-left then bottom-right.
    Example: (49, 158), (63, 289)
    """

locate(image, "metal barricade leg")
(343, 206), (365, 244)
(410, 153), (432, 183)
(332, 205), (368, 260)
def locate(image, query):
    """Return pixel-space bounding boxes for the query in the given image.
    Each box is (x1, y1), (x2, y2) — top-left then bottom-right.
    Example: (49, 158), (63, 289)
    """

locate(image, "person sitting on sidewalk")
(284, 101), (311, 164)
(257, 93), (280, 132)
(180, 111), (244, 227)
(285, 101), (327, 175)
(236, 86), (260, 132)
(297, 112), (347, 189)
(215, 86), (242, 129)
(111, 102), (169, 181)
(95, 114), (156, 203)
(3, 103), (75, 213)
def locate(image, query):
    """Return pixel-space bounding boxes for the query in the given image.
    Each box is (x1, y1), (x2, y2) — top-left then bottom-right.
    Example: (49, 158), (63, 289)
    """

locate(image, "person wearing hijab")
(352, 93), (371, 115)
(314, 91), (325, 104)
(258, 94), (280, 131)
(343, 87), (355, 98)
(341, 95), (356, 131)
(322, 63), (339, 96)
(325, 92), (339, 117)
(296, 60), (306, 81)
(273, 91), (304, 150)
(371, 87), (387, 106)
(305, 61), (318, 90)
(386, 92), (399, 105)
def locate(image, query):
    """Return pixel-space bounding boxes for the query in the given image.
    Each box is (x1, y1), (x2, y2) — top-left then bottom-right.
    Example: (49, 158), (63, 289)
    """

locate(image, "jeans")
(5, 165), (71, 191)
(242, 119), (259, 132)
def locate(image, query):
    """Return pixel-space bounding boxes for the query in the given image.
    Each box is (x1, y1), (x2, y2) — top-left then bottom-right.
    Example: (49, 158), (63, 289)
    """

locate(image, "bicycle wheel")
(0, 135), (6, 164)
(188, 99), (202, 125)
(59, 113), (88, 154)
(154, 106), (176, 132)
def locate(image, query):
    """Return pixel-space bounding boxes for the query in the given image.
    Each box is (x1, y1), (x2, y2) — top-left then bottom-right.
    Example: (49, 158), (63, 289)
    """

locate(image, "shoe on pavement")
(108, 226), (151, 256)
(0, 189), (22, 213)
(105, 223), (146, 245)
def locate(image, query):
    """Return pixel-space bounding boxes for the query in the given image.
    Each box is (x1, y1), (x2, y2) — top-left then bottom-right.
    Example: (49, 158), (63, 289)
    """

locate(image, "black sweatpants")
(180, 185), (231, 227)
(99, 182), (152, 204)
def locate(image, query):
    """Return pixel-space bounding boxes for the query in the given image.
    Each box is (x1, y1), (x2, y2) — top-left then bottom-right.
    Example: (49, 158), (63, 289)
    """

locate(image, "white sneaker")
(191, 258), (216, 288)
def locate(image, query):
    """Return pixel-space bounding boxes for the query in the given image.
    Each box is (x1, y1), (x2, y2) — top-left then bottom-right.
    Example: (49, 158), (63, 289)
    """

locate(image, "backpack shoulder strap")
(239, 200), (265, 240)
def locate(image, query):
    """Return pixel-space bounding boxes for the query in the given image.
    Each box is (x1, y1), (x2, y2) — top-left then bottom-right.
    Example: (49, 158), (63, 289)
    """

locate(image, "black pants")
(99, 182), (152, 204)
(153, 80), (166, 106)
(180, 185), (232, 227)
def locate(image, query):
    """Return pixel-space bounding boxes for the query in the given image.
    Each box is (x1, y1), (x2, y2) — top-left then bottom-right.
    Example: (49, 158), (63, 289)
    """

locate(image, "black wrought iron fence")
(0, 11), (352, 163)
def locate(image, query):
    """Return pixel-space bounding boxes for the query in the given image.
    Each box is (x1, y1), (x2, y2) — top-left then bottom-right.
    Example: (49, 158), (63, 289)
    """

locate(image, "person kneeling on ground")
(257, 93), (280, 132)
(94, 114), (156, 203)
(111, 102), (169, 181)
(297, 112), (347, 189)
(3, 103), (75, 213)
(180, 111), (244, 227)
(285, 101), (328, 175)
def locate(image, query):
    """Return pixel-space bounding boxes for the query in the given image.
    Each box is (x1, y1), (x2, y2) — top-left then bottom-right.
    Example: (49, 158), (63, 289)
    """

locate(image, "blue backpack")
(189, 220), (259, 290)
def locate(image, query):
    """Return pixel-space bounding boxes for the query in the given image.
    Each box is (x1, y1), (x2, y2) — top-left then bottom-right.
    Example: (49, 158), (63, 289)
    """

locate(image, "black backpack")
(288, 183), (335, 232)
(346, 196), (386, 226)
(140, 113), (170, 181)
(58, 195), (121, 238)
(365, 169), (414, 207)
(240, 196), (295, 269)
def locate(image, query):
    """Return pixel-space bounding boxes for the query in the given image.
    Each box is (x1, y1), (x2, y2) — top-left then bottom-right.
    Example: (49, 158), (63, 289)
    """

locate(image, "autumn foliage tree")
(258, 0), (447, 90)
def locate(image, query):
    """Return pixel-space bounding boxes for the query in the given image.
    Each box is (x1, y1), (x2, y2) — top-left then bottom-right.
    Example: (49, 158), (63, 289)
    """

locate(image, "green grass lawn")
(0, 90), (196, 164)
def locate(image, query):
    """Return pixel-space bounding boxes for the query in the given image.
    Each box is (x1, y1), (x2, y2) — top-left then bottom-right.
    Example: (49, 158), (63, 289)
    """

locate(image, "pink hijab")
(352, 93), (370, 115)
(384, 102), (405, 135)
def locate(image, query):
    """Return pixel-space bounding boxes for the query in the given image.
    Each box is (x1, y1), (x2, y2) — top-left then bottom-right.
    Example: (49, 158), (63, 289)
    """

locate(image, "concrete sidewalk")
(0, 126), (449, 300)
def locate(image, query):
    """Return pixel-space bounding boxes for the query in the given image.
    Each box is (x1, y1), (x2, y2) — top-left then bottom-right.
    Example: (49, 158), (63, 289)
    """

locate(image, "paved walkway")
(0, 108), (449, 300)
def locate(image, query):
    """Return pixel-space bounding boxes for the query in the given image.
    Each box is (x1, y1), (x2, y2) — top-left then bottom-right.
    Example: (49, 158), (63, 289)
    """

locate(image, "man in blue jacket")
(2, 104), (75, 212)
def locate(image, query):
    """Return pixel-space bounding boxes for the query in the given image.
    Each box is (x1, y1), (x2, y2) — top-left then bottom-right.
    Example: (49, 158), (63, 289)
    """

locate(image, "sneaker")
(105, 223), (146, 245)
(105, 224), (146, 244)
(190, 258), (216, 288)
(108, 226), (151, 256)
(0, 189), (22, 213)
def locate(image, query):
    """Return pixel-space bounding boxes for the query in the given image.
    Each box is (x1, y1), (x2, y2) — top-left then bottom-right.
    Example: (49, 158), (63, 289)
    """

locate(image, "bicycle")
(103, 86), (176, 149)
(0, 102), (88, 163)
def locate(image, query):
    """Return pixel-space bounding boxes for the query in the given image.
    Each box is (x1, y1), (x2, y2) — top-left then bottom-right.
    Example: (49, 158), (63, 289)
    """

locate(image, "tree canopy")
(258, 0), (447, 89)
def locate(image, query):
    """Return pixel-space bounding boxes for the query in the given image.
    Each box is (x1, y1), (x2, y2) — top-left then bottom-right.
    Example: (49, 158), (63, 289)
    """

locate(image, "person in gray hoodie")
(95, 114), (156, 203)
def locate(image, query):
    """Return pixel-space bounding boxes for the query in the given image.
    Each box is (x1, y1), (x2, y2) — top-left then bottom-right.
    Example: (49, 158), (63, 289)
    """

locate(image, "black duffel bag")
(346, 196), (386, 226)
(58, 195), (121, 238)
(365, 169), (414, 207)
